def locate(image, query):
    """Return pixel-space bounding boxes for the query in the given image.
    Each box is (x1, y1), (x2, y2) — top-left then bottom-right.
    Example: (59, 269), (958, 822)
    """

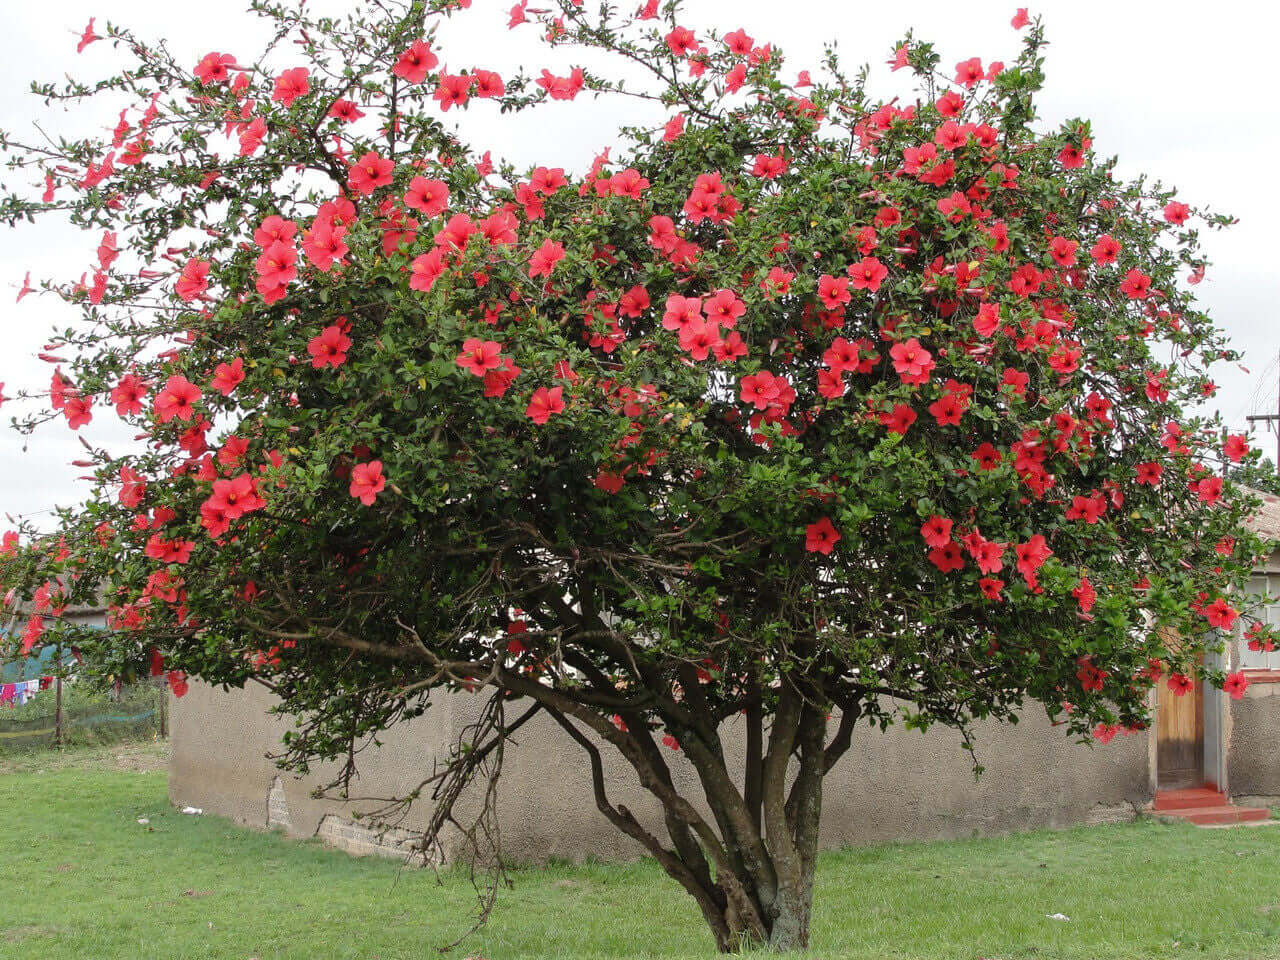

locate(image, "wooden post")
(53, 639), (65, 749)
(54, 676), (63, 748)
(158, 677), (167, 739)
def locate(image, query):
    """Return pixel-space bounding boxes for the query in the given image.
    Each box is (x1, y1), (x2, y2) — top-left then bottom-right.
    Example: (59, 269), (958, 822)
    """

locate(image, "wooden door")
(1157, 675), (1203, 789)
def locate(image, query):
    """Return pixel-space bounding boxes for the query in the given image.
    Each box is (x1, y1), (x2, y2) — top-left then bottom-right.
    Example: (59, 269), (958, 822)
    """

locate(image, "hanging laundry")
(39, 676), (52, 691)
(0, 684), (14, 705)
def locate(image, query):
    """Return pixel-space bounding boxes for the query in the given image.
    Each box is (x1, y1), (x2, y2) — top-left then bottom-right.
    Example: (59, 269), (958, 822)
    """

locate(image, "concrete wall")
(169, 679), (454, 851)
(1227, 681), (1280, 802)
(170, 679), (1153, 863)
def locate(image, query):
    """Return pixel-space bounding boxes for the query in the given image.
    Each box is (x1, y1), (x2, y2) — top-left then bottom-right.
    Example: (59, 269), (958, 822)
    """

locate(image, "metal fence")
(0, 677), (167, 751)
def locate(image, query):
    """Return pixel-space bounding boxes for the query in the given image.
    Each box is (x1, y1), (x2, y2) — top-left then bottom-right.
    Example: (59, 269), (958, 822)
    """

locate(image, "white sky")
(2, 0), (1278, 529)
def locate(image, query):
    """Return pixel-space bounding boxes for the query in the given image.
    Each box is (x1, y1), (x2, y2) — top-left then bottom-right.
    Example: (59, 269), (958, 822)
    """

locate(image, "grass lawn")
(3, 745), (1280, 959)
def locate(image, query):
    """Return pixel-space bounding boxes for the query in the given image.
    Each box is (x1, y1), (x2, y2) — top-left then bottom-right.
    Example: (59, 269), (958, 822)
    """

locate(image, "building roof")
(1243, 487), (1280, 542)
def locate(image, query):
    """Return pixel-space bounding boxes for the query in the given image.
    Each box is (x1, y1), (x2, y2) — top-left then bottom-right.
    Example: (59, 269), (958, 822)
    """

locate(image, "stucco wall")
(169, 679), (454, 844)
(1227, 682), (1280, 798)
(171, 679), (1153, 863)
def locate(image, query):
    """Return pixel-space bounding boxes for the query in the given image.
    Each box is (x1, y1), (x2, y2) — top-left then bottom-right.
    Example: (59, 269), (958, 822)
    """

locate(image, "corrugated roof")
(1243, 487), (1280, 542)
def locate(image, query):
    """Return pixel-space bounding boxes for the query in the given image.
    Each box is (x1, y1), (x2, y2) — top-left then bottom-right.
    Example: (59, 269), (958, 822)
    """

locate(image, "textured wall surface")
(170, 680), (1153, 864)
(169, 679), (453, 848)
(1227, 682), (1280, 798)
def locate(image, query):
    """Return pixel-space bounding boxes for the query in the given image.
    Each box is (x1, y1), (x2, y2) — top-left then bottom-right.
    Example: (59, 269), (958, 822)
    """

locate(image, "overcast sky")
(2, 0), (1277, 529)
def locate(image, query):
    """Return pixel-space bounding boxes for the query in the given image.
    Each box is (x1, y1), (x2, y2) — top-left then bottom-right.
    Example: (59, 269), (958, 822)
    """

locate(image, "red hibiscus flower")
(973, 303), (1000, 337)
(207, 474), (266, 521)
(435, 74), (474, 112)
(1119, 268), (1152, 299)
(1223, 434), (1248, 463)
(1134, 461), (1162, 486)
(153, 375), (202, 424)
(1014, 534), (1052, 589)
(1167, 673), (1193, 697)
(526, 386), (565, 424)
(881, 404), (917, 435)
(393, 40), (438, 84)
(349, 461), (386, 505)
(978, 578), (1004, 600)
(1223, 671), (1249, 700)
(816, 274), (851, 309)
(410, 249), (448, 293)
(846, 257), (888, 292)
(211, 358), (244, 396)
(704, 289), (745, 327)
(1203, 597), (1238, 629)
(1163, 201), (1190, 225)
(175, 258), (210, 302)
(528, 239), (566, 279)
(1090, 234), (1120, 265)
(405, 177), (449, 217)
(929, 542), (964, 573)
(890, 338), (934, 384)
(920, 516), (953, 548)
(194, 52), (238, 84)
(804, 517), (840, 555)
(272, 67), (310, 107)
(455, 338), (504, 376)
(348, 151), (394, 195)
(111, 374), (149, 415)
(308, 325), (352, 369)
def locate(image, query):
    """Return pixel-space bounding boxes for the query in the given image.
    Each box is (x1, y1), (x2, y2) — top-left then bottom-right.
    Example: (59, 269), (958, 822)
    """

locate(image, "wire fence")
(0, 678), (167, 752)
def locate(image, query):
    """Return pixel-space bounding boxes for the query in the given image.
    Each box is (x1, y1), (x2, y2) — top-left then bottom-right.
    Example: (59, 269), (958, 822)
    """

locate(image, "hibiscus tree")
(0, 1), (1272, 952)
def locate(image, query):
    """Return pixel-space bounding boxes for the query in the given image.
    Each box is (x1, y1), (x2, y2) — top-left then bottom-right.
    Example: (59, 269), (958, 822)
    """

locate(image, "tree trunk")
(528, 671), (838, 955)
(703, 860), (816, 953)
(696, 695), (825, 953)
(766, 875), (814, 951)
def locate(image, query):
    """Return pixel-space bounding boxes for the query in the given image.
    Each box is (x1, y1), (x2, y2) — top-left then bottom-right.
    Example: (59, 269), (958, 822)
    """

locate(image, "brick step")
(1156, 805), (1271, 826)
(1154, 788), (1228, 811)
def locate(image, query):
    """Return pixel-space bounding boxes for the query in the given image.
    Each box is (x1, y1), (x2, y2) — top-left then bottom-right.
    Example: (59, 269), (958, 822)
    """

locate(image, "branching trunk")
(471, 658), (858, 953)
(686, 693), (827, 952)
(552, 690), (837, 951)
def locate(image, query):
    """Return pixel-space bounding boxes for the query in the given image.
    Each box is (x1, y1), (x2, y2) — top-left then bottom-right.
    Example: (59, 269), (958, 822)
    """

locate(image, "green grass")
(3, 745), (1280, 959)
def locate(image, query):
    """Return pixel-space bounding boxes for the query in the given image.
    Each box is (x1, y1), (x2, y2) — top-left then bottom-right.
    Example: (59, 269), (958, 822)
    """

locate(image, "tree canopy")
(0, 0), (1271, 951)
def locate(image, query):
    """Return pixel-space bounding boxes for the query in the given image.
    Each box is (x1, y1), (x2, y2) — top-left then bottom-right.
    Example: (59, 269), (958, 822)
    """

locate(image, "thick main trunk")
(707, 864), (815, 953)
(699, 694), (824, 954)
(765, 876), (814, 951)
(532, 665), (838, 955)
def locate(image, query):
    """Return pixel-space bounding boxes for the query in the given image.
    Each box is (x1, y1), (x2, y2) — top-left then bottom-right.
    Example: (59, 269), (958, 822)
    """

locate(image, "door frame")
(1202, 648), (1228, 791)
(1150, 652), (1228, 792)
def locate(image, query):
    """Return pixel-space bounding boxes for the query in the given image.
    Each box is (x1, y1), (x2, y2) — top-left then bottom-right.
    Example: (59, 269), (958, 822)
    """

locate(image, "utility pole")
(1245, 348), (1280, 477)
